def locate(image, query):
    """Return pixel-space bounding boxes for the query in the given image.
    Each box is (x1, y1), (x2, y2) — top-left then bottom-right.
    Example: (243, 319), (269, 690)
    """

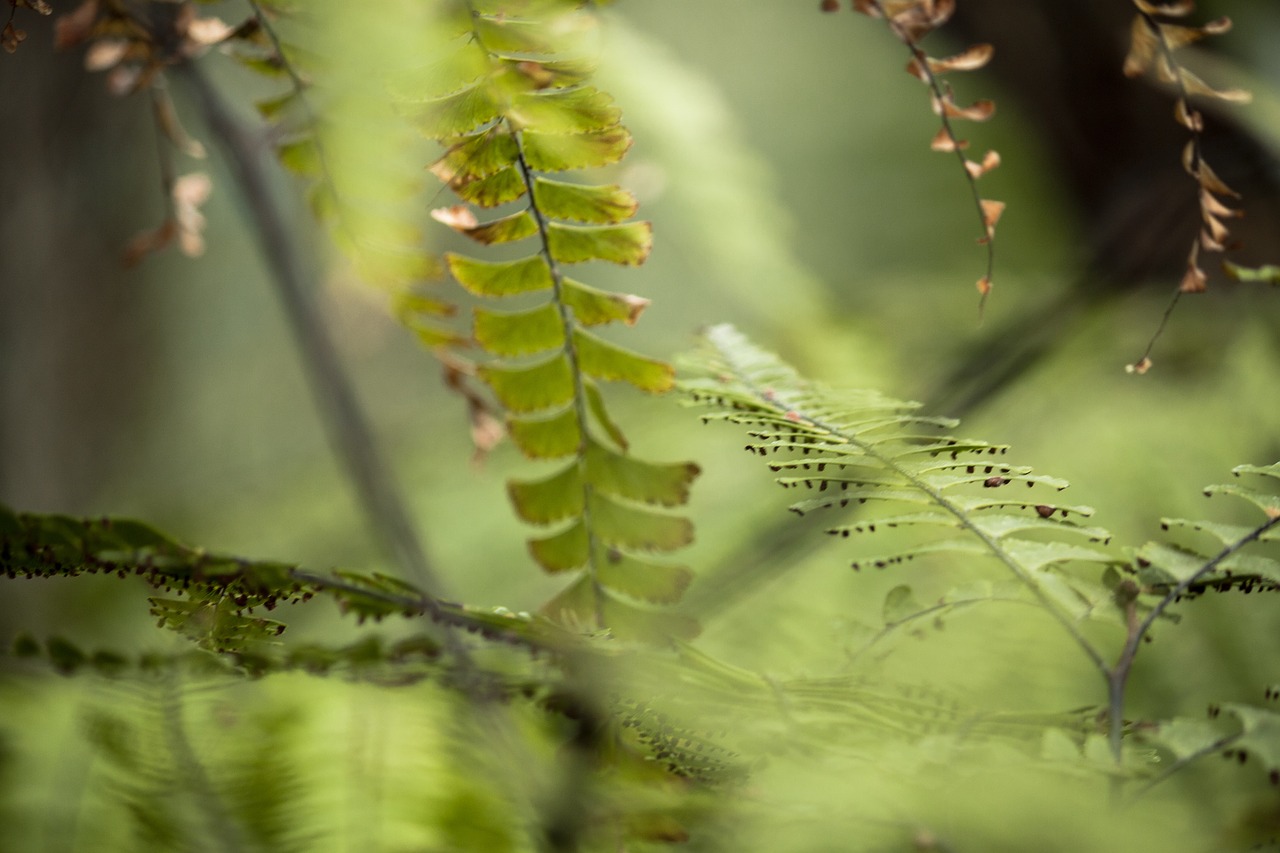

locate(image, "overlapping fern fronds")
(402, 0), (699, 640)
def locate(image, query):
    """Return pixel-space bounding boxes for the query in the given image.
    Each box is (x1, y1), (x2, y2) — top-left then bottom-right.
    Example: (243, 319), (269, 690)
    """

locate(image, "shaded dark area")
(929, 0), (1280, 413)
(0, 14), (160, 512)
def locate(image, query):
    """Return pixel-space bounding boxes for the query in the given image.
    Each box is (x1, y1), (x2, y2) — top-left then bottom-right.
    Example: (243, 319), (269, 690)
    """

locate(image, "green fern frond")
(0, 505), (572, 657)
(682, 325), (1124, 665)
(407, 0), (700, 639)
(1135, 463), (1280, 599)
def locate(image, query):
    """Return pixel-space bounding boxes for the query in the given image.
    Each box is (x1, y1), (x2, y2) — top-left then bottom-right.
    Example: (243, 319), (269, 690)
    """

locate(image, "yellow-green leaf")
(596, 550), (693, 605)
(453, 166), (528, 207)
(589, 492), (693, 552)
(430, 129), (517, 184)
(533, 178), (638, 224)
(509, 86), (621, 134)
(584, 378), (628, 450)
(574, 329), (674, 392)
(474, 303), (565, 356)
(522, 127), (633, 172)
(478, 354), (574, 413)
(508, 405), (581, 459)
(584, 440), (699, 506)
(541, 575), (699, 641)
(562, 279), (649, 326)
(529, 520), (588, 572)
(446, 253), (553, 297)
(433, 206), (536, 244)
(277, 137), (321, 178)
(508, 462), (583, 525)
(547, 221), (652, 265)
(407, 80), (501, 139)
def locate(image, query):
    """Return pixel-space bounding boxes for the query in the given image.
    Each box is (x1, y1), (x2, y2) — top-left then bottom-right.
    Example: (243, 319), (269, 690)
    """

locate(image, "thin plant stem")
(175, 61), (443, 596)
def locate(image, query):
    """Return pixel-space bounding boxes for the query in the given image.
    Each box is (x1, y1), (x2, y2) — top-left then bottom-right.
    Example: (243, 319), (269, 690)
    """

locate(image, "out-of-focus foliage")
(3, 0), (1280, 850)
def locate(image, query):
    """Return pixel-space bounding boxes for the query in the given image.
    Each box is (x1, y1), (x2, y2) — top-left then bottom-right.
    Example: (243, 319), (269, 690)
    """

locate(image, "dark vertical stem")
(176, 61), (444, 595)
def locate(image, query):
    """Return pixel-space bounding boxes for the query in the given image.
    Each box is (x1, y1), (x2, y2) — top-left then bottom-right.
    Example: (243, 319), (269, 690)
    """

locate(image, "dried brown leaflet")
(828, 0), (1004, 311)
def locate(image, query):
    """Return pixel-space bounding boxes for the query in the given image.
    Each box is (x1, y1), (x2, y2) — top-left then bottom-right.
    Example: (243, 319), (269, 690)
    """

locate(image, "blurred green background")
(2, 0), (1280, 847)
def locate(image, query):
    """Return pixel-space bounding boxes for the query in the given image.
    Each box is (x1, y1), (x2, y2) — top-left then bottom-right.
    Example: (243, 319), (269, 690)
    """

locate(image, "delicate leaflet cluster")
(407, 0), (699, 641)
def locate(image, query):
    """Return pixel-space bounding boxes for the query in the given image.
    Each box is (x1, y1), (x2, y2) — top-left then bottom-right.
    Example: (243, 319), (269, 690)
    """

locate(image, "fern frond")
(683, 325), (1117, 670)
(1130, 463), (1280, 600)
(0, 504), (572, 657)
(405, 0), (699, 640)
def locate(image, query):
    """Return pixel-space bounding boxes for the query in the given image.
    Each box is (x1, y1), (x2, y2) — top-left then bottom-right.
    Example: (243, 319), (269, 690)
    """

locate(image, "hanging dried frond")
(834, 0), (1003, 310)
(1122, 0), (1264, 373)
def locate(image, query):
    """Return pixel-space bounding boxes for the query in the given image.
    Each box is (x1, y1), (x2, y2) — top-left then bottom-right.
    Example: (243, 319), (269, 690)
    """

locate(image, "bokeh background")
(2, 1), (1280, 848)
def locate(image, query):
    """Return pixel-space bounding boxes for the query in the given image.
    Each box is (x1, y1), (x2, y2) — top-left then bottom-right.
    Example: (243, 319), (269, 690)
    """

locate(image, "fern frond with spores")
(404, 0), (700, 641)
(683, 324), (1124, 667)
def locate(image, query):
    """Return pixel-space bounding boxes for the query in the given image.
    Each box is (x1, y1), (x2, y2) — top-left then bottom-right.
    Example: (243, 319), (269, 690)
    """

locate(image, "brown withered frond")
(1121, 0), (1254, 374)
(827, 0), (1003, 311)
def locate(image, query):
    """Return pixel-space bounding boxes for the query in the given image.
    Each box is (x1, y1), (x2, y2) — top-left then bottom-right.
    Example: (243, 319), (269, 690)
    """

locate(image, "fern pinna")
(404, 0), (699, 640)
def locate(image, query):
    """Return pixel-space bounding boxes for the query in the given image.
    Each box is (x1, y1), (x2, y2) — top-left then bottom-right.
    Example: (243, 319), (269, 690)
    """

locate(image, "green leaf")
(508, 406), (582, 459)
(1223, 704), (1280, 774)
(407, 81), (501, 139)
(276, 137), (321, 178)
(596, 550), (693, 604)
(574, 329), (674, 392)
(589, 492), (694, 552)
(1205, 482), (1280, 517)
(882, 585), (924, 624)
(255, 89), (301, 120)
(584, 378), (628, 450)
(474, 14), (568, 55)
(529, 520), (588, 572)
(540, 575), (699, 641)
(533, 178), (638, 224)
(507, 462), (583, 525)
(562, 278), (649, 326)
(478, 354), (574, 413)
(509, 87), (621, 134)
(431, 128), (518, 184)
(494, 55), (596, 89)
(584, 440), (699, 506)
(522, 127), (633, 172)
(474, 303), (566, 356)
(446, 210), (539, 245)
(452, 166), (528, 207)
(547, 221), (653, 265)
(446, 253), (553, 297)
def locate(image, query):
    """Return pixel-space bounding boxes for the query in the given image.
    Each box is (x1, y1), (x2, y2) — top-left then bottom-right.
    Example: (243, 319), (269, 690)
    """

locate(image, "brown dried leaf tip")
(1123, 0), (1251, 290)
(850, 0), (1002, 307)
(1121, 0), (1265, 371)
(56, 0), (235, 96)
(122, 172), (211, 267)
(3, 0), (51, 54)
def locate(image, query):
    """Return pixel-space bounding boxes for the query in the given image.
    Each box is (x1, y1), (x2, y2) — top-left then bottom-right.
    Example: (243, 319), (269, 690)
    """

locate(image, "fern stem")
(461, 0), (607, 630)
(1106, 513), (1280, 761)
(176, 61), (445, 597)
(512, 132), (606, 630)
